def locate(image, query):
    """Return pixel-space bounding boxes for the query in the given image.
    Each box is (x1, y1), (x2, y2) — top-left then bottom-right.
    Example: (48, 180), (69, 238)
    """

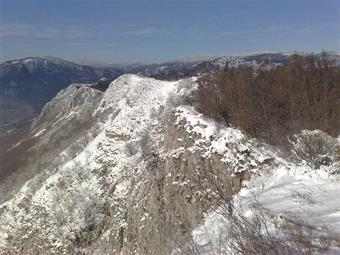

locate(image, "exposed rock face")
(123, 123), (241, 255)
(122, 108), (274, 255)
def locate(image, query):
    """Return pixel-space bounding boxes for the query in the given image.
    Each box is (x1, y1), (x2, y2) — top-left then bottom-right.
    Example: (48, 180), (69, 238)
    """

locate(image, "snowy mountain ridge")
(0, 74), (339, 254)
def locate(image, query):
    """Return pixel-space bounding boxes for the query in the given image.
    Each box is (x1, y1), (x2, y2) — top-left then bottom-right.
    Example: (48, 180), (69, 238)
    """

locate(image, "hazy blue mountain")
(0, 56), (123, 110)
(0, 57), (123, 135)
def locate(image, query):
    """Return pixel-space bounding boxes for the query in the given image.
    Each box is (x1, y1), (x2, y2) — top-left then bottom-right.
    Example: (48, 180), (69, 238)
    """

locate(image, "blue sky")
(0, 0), (339, 63)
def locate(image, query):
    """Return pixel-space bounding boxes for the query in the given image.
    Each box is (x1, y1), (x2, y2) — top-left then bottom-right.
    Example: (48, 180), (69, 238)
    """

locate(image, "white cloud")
(218, 25), (334, 38)
(220, 25), (291, 36)
(0, 23), (93, 39)
(125, 27), (158, 35)
(0, 23), (167, 39)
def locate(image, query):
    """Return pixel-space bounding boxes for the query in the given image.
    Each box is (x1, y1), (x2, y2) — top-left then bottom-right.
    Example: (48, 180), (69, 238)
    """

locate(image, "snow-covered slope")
(0, 74), (196, 254)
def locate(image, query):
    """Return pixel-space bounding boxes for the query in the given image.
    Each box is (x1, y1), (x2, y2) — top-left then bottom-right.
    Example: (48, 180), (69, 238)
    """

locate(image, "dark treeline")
(195, 53), (340, 145)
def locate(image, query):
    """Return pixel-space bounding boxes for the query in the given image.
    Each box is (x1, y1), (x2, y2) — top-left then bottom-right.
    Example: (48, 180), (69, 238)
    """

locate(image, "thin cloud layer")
(0, 23), (165, 39)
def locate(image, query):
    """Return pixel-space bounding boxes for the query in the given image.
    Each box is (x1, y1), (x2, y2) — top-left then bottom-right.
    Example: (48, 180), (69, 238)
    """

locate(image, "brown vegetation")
(0, 123), (35, 181)
(194, 53), (340, 145)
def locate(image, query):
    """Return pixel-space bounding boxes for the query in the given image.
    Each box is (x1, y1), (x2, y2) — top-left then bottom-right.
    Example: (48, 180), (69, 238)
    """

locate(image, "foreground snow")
(175, 107), (340, 254)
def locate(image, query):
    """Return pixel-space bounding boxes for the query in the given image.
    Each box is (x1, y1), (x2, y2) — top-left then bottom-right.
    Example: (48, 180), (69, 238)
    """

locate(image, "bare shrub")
(194, 53), (340, 146)
(176, 200), (326, 255)
(222, 204), (294, 255)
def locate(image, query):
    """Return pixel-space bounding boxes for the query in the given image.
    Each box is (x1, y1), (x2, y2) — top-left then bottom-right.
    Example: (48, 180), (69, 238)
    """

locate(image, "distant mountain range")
(0, 52), (338, 136)
(0, 57), (124, 135)
(0, 56), (123, 110)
